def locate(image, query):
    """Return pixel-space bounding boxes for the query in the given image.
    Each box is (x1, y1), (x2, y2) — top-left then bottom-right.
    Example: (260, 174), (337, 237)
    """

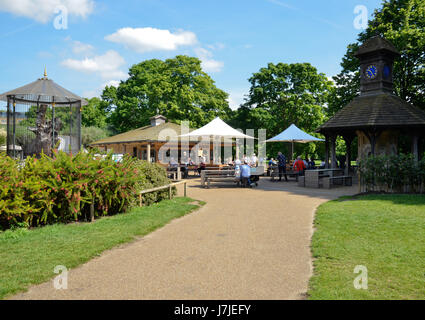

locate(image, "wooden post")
(147, 143), (151, 163)
(330, 134), (337, 169)
(184, 182), (187, 197)
(412, 135), (419, 162)
(343, 135), (354, 176)
(169, 185), (172, 199)
(90, 200), (95, 222)
(325, 135), (330, 169)
(139, 193), (143, 207)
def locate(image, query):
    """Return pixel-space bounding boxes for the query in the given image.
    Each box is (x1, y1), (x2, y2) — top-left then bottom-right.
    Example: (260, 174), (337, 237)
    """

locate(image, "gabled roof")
(90, 122), (195, 145)
(317, 93), (425, 133)
(0, 78), (88, 106)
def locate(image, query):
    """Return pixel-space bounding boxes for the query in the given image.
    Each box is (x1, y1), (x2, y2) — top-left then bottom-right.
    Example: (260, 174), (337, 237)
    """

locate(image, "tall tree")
(102, 55), (231, 132)
(81, 97), (109, 129)
(329, 0), (425, 116)
(231, 62), (332, 158)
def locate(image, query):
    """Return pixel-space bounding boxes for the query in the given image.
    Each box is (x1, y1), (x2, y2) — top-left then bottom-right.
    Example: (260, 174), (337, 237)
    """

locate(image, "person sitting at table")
(268, 158), (276, 167)
(180, 152), (189, 179)
(169, 157), (178, 169)
(197, 155), (206, 175)
(293, 156), (306, 176)
(240, 159), (252, 187)
(308, 158), (316, 170)
(250, 153), (258, 167)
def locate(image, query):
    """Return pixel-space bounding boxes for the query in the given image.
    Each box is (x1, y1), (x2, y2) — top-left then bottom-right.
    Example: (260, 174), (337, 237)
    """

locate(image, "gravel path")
(11, 177), (357, 300)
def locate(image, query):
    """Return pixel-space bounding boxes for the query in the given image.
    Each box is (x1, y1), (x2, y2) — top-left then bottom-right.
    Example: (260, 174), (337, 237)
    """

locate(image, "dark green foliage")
(102, 55), (231, 132)
(230, 62), (331, 159)
(81, 126), (111, 148)
(0, 150), (171, 230)
(81, 97), (109, 129)
(358, 154), (425, 193)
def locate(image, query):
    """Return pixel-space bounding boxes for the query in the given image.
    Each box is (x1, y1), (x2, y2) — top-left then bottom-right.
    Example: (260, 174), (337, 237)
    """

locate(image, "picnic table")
(201, 166), (265, 188)
(304, 168), (344, 188)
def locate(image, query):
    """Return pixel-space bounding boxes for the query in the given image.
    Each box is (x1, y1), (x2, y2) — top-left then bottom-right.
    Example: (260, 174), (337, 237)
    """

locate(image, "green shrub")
(358, 154), (425, 193)
(0, 128), (6, 146)
(0, 150), (171, 230)
(134, 160), (176, 205)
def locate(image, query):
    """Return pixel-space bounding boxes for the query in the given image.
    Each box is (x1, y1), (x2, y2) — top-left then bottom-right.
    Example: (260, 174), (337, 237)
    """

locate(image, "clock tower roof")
(316, 35), (425, 135)
(354, 35), (400, 58)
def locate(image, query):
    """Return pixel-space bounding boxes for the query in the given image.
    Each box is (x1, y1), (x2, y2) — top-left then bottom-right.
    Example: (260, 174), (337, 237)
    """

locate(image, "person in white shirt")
(250, 153), (258, 167)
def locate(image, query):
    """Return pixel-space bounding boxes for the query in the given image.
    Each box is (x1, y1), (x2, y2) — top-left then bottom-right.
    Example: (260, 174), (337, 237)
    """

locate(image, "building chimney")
(150, 115), (167, 127)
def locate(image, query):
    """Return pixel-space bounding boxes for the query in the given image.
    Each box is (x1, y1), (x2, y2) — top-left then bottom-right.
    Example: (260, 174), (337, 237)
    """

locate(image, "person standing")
(277, 152), (288, 182)
(181, 151), (189, 179)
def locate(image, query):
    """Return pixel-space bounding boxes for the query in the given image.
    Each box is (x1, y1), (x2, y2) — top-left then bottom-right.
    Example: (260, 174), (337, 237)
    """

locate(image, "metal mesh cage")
(5, 95), (81, 158)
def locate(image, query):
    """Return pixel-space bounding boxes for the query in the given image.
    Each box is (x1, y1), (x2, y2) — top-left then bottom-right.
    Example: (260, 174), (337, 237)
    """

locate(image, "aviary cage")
(0, 70), (87, 158)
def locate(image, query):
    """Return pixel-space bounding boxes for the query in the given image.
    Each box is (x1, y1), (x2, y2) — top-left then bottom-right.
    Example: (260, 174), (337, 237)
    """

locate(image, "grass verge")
(0, 197), (204, 299)
(309, 194), (425, 300)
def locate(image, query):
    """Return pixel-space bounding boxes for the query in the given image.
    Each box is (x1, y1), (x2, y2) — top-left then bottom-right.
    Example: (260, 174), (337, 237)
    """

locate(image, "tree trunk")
(28, 104), (62, 156)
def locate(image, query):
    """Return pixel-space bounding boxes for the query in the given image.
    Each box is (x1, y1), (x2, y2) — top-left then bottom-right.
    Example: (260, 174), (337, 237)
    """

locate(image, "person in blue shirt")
(277, 152), (288, 181)
(240, 160), (252, 187)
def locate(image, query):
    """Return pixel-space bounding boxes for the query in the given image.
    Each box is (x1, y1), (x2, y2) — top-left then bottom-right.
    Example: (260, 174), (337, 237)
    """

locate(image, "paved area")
(11, 177), (357, 300)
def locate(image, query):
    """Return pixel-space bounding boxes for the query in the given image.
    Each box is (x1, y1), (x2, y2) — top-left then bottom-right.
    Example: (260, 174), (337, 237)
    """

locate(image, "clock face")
(365, 65), (378, 79)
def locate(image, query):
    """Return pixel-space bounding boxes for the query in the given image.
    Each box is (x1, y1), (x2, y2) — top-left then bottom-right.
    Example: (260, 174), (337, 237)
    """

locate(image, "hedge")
(0, 150), (172, 230)
(358, 154), (425, 193)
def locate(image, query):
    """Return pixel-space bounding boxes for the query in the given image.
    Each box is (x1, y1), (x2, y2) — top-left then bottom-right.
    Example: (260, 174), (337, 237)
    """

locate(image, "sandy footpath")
(11, 178), (357, 300)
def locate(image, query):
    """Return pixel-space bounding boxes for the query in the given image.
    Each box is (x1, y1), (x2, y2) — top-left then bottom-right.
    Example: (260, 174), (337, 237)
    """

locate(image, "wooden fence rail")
(138, 180), (187, 207)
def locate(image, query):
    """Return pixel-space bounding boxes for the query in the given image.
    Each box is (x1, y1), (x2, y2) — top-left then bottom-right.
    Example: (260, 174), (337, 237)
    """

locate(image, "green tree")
(81, 126), (110, 148)
(231, 62), (332, 158)
(329, 0), (425, 116)
(81, 97), (109, 129)
(102, 55), (231, 132)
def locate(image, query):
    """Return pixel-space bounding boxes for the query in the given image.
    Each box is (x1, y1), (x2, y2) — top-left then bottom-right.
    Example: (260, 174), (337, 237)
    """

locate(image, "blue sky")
(0, 0), (383, 109)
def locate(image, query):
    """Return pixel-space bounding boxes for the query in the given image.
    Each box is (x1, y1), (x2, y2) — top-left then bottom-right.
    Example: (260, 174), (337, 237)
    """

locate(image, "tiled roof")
(90, 122), (195, 145)
(317, 93), (425, 133)
(355, 36), (400, 57)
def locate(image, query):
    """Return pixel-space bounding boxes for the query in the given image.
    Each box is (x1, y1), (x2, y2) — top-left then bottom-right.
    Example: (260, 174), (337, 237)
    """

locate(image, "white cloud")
(61, 50), (127, 80)
(71, 40), (94, 55)
(227, 89), (248, 110)
(103, 80), (120, 88)
(105, 27), (197, 53)
(0, 0), (94, 23)
(195, 47), (223, 73)
(206, 42), (225, 50)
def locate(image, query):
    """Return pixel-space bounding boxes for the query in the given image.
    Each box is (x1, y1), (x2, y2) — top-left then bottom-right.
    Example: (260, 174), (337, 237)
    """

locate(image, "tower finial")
(44, 67), (47, 79)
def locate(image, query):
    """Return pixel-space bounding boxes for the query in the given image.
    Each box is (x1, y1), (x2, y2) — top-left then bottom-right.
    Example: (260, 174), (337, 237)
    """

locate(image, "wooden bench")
(270, 167), (297, 181)
(201, 170), (235, 188)
(323, 176), (353, 189)
(166, 167), (181, 181)
(207, 176), (238, 188)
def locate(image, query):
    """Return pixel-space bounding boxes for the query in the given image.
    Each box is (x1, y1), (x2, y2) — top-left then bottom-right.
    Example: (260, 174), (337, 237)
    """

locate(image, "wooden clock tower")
(317, 35), (425, 180)
(355, 36), (399, 95)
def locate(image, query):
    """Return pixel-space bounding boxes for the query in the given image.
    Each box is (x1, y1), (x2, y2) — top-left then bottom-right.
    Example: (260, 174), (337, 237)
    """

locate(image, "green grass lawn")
(0, 197), (204, 300)
(309, 194), (425, 300)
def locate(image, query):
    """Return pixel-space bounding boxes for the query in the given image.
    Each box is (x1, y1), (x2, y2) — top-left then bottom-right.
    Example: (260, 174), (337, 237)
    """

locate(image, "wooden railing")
(138, 180), (187, 207)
